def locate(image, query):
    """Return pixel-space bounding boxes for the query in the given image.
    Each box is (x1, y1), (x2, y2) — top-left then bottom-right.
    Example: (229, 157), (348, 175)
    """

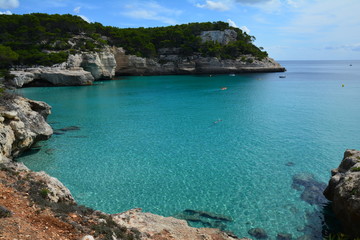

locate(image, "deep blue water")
(18, 60), (360, 239)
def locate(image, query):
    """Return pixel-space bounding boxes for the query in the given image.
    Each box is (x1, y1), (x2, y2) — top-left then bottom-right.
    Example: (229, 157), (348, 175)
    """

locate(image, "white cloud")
(240, 25), (250, 34)
(0, 0), (19, 9)
(196, 0), (230, 11)
(79, 15), (90, 23)
(326, 44), (360, 52)
(227, 19), (238, 28)
(0, 10), (12, 14)
(74, 6), (81, 13)
(235, 0), (272, 3)
(123, 1), (182, 25)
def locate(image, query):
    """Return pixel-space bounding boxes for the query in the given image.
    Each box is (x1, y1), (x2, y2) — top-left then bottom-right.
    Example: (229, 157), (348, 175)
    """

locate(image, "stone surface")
(0, 96), (53, 158)
(292, 173), (328, 205)
(324, 149), (360, 237)
(34, 171), (75, 203)
(200, 29), (238, 45)
(112, 208), (245, 240)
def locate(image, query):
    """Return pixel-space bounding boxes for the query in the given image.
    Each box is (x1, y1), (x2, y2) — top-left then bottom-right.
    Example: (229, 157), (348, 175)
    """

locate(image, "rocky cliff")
(6, 30), (285, 88)
(114, 47), (285, 76)
(324, 149), (360, 237)
(8, 46), (117, 88)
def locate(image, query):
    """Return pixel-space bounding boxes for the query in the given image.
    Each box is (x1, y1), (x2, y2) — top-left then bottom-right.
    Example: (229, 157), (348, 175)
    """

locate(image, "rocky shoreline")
(5, 46), (285, 88)
(1, 94), (359, 239)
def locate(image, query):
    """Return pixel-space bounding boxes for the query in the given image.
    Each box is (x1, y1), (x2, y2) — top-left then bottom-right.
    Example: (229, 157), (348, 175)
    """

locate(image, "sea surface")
(18, 60), (360, 239)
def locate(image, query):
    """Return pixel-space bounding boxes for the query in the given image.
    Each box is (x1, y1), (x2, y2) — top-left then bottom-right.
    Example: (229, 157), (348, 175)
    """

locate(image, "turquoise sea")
(18, 60), (360, 239)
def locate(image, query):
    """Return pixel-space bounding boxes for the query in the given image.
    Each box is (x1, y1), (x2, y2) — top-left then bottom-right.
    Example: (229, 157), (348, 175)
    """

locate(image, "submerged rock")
(248, 228), (268, 239)
(323, 149), (360, 237)
(292, 173), (327, 205)
(277, 233), (292, 240)
(183, 209), (233, 222)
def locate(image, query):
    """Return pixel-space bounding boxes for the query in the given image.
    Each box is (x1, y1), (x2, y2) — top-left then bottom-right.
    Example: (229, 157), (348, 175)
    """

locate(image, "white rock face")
(200, 29), (238, 45)
(9, 47), (117, 88)
(35, 171), (75, 203)
(0, 96), (53, 159)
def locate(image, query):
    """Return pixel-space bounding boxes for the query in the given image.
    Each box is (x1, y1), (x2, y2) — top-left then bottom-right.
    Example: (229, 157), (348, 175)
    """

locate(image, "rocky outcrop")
(112, 208), (245, 240)
(115, 50), (285, 76)
(8, 47), (117, 88)
(0, 96), (53, 160)
(200, 29), (238, 45)
(68, 47), (116, 80)
(0, 95), (74, 203)
(324, 149), (360, 237)
(10, 67), (94, 87)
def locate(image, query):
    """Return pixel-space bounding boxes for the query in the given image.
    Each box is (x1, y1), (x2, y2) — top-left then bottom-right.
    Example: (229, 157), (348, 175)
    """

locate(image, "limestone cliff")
(324, 149), (360, 237)
(8, 47), (117, 88)
(114, 47), (285, 76)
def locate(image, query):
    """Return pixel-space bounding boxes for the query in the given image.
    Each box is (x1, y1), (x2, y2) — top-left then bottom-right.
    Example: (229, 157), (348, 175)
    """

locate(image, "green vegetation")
(39, 188), (50, 198)
(0, 13), (268, 68)
(351, 167), (360, 172)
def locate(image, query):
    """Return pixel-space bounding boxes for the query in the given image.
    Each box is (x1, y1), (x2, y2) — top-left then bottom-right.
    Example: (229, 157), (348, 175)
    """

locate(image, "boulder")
(324, 149), (360, 237)
(35, 171), (75, 203)
(0, 96), (53, 159)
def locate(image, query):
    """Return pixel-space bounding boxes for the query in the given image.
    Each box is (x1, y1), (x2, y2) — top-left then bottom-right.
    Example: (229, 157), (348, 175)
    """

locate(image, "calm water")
(18, 60), (360, 239)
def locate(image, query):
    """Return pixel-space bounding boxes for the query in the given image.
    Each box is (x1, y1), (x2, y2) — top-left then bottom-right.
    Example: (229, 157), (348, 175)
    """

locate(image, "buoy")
(342, 84), (344, 87)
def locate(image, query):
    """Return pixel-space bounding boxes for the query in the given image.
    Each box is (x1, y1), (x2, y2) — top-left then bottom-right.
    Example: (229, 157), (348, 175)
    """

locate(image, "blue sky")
(1, 0), (359, 60)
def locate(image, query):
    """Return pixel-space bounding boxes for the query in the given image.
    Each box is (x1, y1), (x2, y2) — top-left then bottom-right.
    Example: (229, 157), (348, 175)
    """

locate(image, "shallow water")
(18, 60), (360, 239)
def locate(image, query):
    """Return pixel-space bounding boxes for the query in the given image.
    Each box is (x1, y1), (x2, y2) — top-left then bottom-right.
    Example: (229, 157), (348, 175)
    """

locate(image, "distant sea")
(18, 60), (360, 239)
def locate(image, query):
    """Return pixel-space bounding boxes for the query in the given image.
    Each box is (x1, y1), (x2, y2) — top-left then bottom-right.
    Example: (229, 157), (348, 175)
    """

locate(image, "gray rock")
(323, 149), (360, 237)
(248, 228), (268, 239)
(277, 233), (292, 240)
(0, 205), (12, 218)
(200, 29), (238, 45)
(35, 171), (75, 203)
(292, 173), (328, 205)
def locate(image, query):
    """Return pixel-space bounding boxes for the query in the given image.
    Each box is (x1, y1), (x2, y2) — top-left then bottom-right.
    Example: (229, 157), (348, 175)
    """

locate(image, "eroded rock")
(323, 149), (360, 237)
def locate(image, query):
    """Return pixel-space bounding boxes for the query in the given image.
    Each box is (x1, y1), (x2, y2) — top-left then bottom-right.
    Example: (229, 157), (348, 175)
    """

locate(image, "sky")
(1, 0), (360, 60)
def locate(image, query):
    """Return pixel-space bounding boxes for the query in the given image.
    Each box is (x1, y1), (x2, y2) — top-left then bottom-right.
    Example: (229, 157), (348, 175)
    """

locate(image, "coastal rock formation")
(116, 53), (285, 76)
(69, 47), (116, 80)
(324, 149), (360, 237)
(112, 208), (245, 240)
(200, 29), (238, 45)
(8, 47), (117, 88)
(10, 67), (94, 87)
(0, 96), (53, 160)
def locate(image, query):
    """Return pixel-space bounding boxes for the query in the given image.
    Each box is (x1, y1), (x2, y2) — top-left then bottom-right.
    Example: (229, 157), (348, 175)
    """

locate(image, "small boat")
(229, 74), (235, 77)
(279, 75), (286, 78)
(221, 87), (227, 90)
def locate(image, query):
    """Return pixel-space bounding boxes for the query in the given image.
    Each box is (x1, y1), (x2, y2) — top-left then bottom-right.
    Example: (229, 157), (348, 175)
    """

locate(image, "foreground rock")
(112, 208), (245, 240)
(324, 149), (360, 237)
(0, 95), (53, 160)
